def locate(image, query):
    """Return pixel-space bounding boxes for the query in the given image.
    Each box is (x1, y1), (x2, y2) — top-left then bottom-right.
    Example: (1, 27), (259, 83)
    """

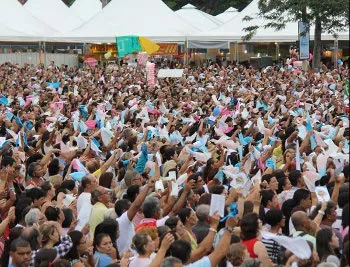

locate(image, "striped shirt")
(261, 235), (281, 264)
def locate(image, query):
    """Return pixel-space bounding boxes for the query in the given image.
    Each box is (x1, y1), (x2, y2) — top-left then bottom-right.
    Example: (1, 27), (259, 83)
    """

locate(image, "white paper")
(315, 186), (331, 202)
(63, 194), (75, 207)
(75, 134), (88, 149)
(101, 127), (114, 146)
(176, 173), (188, 186)
(241, 179), (253, 197)
(185, 132), (197, 143)
(170, 182), (179, 197)
(155, 180), (165, 192)
(157, 69), (184, 78)
(257, 118), (265, 134)
(241, 108), (249, 119)
(209, 194), (225, 217)
(316, 154), (328, 174)
(155, 152), (162, 167)
(251, 170), (262, 185)
(168, 171), (176, 180)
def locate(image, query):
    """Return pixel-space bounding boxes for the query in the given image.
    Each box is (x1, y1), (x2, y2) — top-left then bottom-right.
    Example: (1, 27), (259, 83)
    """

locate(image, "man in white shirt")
(285, 170), (306, 201)
(76, 175), (98, 231)
(115, 179), (153, 254)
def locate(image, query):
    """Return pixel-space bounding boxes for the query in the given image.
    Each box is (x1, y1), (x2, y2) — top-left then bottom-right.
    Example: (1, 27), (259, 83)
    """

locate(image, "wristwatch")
(225, 227), (235, 234)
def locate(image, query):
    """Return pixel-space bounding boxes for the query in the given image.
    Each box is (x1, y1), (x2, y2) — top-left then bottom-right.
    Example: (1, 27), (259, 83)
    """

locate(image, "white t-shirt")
(76, 192), (92, 231)
(117, 212), (135, 254)
(129, 257), (152, 267)
(77, 192), (91, 214)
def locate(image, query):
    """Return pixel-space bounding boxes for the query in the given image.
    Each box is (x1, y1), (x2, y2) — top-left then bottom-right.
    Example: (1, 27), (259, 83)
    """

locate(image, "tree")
(243, 0), (349, 71)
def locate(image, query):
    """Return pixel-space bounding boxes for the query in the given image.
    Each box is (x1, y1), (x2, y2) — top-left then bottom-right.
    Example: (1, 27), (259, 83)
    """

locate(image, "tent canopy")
(25, 0), (83, 32)
(51, 0), (199, 43)
(215, 7), (239, 23)
(0, 21), (37, 42)
(0, 0), (57, 39)
(70, 0), (102, 22)
(191, 0), (349, 42)
(175, 4), (222, 32)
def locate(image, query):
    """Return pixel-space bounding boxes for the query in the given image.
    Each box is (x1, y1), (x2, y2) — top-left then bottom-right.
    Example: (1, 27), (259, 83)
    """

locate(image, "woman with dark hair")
(240, 213), (272, 266)
(40, 181), (56, 208)
(64, 230), (95, 267)
(277, 176), (292, 204)
(93, 233), (117, 267)
(316, 228), (340, 266)
(202, 147), (225, 184)
(99, 172), (115, 189)
(94, 219), (120, 260)
(178, 208), (198, 250)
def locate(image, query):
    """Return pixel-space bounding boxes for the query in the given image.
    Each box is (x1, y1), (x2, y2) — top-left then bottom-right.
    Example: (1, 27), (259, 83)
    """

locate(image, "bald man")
(291, 211), (316, 248)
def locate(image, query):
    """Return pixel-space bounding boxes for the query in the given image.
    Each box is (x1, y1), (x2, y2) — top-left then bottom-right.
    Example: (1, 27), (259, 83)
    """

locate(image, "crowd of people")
(0, 59), (348, 267)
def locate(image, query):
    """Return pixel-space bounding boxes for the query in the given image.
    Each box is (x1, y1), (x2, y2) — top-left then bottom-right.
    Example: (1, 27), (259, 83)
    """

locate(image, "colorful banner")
(153, 43), (178, 56)
(116, 36), (142, 57)
(298, 22), (310, 60)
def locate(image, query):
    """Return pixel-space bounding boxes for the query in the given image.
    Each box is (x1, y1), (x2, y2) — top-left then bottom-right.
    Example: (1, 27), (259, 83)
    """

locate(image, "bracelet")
(209, 228), (217, 234)
(318, 210), (325, 215)
(225, 227), (235, 234)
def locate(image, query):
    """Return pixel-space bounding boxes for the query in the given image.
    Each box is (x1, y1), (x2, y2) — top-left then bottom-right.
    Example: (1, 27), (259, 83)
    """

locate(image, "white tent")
(25, 0), (84, 32)
(0, 21), (36, 41)
(175, 4), (222, 31)
(51, 0), (199, 43)
(191, 0), (349, 42)
(70, 0), (102, 22)
(0, 0), (57, 40)
(215, 7), (239, 23)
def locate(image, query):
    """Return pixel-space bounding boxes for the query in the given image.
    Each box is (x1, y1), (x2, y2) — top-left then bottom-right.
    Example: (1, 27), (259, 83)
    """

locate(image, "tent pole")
(227, 41), (230, 64)
(185, 37), (188, 66)
(43, 41), (46, 66)
(235, 41), (238, 63)
(39, 41), (41, 64)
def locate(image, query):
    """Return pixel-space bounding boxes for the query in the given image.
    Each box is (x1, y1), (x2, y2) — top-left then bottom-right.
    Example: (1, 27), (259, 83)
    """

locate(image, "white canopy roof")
(25, 0), (84, 32)
(215, 7), (239, 23)
(0, 21), (37, 41)
(175, 4), (222, 31)
(191, 0), (349, 42)
(51, 0), (199, 43)
(0, 0), (57, 40)
(70, 0), (102, 22)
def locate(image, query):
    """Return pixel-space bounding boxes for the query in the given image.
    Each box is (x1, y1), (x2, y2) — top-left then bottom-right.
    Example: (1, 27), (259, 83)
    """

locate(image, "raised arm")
(126, 180), (154, 221)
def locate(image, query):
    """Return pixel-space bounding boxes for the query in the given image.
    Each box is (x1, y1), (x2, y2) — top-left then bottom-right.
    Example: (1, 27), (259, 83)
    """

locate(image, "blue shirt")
(94, 251), (113, 267)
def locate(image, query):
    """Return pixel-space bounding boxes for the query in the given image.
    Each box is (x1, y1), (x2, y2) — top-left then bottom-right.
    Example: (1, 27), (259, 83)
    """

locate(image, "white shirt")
(284, 187), (299, 201)
(76, 192), (92, 231)
(116, 212), (135, 254)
